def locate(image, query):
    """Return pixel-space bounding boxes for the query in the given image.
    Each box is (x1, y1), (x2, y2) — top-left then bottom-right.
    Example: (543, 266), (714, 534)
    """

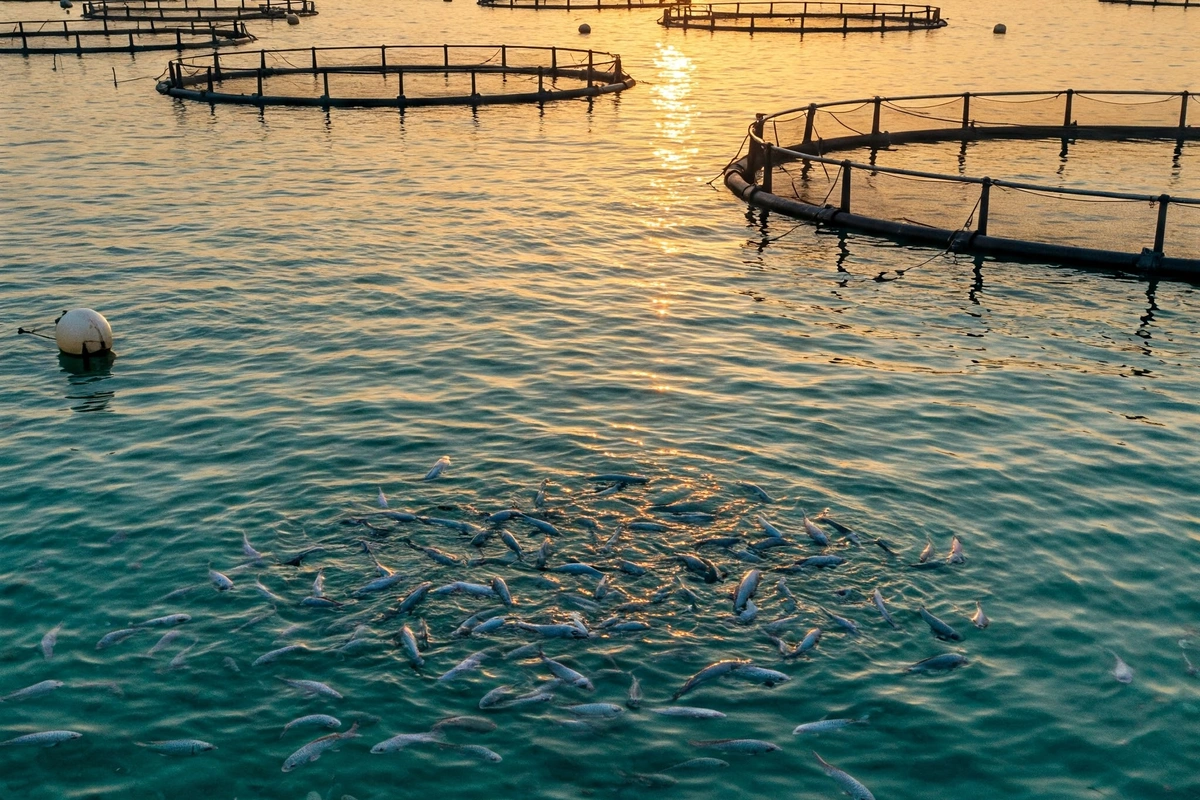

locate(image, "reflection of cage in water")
(156, 44), (636, 109)
(0, 19), (254, 54)
(479, 0), (676, 9)
(82, 0), (316, 22)
(725, 90), (1200, 279)
(659, 2), (947, 33)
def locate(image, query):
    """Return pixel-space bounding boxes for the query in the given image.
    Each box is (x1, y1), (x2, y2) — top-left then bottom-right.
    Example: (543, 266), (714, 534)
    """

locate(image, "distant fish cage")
(83, 0), (316, 22)
(156, 44), (636, 109)
(0, 18), (253, 53)
(725, 90), (1200, 278)
(1099, 0), (1196, 5)
(659, 2), (946, 33)
(478, 0), (675, 9)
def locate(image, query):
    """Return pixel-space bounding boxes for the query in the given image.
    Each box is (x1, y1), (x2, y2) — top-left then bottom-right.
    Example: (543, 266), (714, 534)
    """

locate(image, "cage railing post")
(397, 68), (405, 103)
(1154, 195), (1169, 254)
(381, 45), (386, 74)
(613, 54), (622, 84)
(175, 28), (182, 49)
(751, 112), (766, 178)
(1063, 88), (1074, 128)
(961, 91), (970, 130)
(19, 22), (27, 53)
(470, 69), (477, 97)
(501, 44), (506, 68)
(587, 49), (594, 88)
(537, 64), (544, 94)
(322, 69), (329, 104)
(213, 50), (221, 80)
(206, 64), (213, 93)
(311, 46), (316, 70)
(802, 103), (816, 145)
(840, 160), (851, 213)
(871, 95), (881, 136)
(977, 178), (991, 236)
(762, 144), (773, 194)
(551, 46), (557, 75)
(1180, 91), (1189, 130)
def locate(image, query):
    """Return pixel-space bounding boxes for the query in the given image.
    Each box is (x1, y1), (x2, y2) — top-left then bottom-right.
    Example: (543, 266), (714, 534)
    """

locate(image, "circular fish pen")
(1099, 0), (1197, 5)
(478, 0), (676, 9)
(724, 90), (1200, 278)
(82, 0), (316, 22)
(156, 44), (635, 109)
(0, 18), (253, 54)
(659, 2), (946, 33)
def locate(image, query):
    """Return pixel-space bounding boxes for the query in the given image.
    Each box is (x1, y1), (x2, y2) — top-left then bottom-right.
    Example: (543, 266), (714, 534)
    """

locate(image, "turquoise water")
(2, 0), (1200, 797)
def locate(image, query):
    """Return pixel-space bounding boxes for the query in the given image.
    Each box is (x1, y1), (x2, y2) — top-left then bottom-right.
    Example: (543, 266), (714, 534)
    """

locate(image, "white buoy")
(286, 12), (300, 24)
(993, 23), (1006, 34)
(55, 308), (113, 357)
(579, 23), (591, 34)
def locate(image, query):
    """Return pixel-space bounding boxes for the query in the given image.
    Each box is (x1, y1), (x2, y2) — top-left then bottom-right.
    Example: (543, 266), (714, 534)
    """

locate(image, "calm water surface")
(1, 1), (1200, 798)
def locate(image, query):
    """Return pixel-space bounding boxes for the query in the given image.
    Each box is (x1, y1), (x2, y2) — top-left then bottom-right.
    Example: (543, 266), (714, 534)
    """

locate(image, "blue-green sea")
(2, 0), (1200, 798)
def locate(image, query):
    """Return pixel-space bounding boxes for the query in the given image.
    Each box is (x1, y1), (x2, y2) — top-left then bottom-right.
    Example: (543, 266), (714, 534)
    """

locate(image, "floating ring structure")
(157, 44), (635, 109)
(0, 18), (253, 54)
(725, 90), (1200, 278)
(1099, 0), (1197, 6)
(478, 0), (677, 9)
(83, 0), (316, 22)
(659, 2), (946, 33)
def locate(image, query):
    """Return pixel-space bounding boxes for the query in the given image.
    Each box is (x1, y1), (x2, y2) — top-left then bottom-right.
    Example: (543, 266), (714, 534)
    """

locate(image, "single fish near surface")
(281, 715), (341, 737)
(209, 569), (234, 592)
(919, 539), (934, 563)
(802, 513), (830, 546)
(279, 678), (343, 700)
(971, 601), (990, 629)
(471, 616), (508, 637)
(522, 515), (563, 537)
(377, 487), (388, 508)
(627, 674), (643, 709)
(168, 640), (196, 669)
(906, 653), (969, 673)
(672, 660), (749, 700)
(370, 731), (443, 753)
(918, 607), (963, 642)
(797, 628), (823, 654)
(40, 623), (62, 660)
(253, 644), (307, 667)
(136, 739), (216, 755)
(439, 651), (489, 682)
(254, 579), (286, 604)
(312, 569), (325, 598)
(733, 664), (790, 686)
(432, 715), (497, 733)
(736, 481), (775, 503)
(756, 515), (785, 539)
(0, 680), (64, 703)
(1109, 651), (1134, 684)
(454, 744), (502, 763)
(690, 739), (781, 754)
(96, 628), (142, 650)
(792, 715), (870, 734)
(135, 614), (191, 628)
(628, 521), (669, 533)
(300, 596), (343, 609)
(0, 731), (82, 747)
(816, 513), (864, 545)
(423, 455), (451, 481)
(813, 751), (876, 800)
(399, 625), (424, 667)
(541, 654), (595, 690)
(565, 703), (623, 718)
(733, 569), (762, 612)
(549, 562), (605, 579)
(354, 572), (405, 596)
(669, 757), (729, 769)
(243, 531), (264, 561)
(821, 607), (860, 636)
(779, 555), (845, 571)
(394, 582), (433, 616)
(948, 536), (966, 564)
(281, 723), (360, 771)
(147, 629), (182, 656)
(872, 589), (898, 629)
(653, 707), (726, 719)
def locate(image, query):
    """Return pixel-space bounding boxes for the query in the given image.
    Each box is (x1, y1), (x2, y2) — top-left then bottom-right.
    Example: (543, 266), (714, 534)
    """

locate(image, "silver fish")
(40, 623), (62, 660)
(168, 641), (196, 670)
(1109, 650), (1134, 684)
(734, 664), (790, 686)
(733, 569), (762, 612)
(565, 703), (623, 718)
(798, 628), (822, 654)
(253, 644), (307, 667)
(209, 569), (234, 592)
(96, 628), (141, 650)
(354, 573), (405, 596)
(764, 615), (804, 633)
(549, 563), (604, 579)
(0, 680), (63, 703)
(135, 614), (191, 628)
(534, 538), (554, 569)
(233, 610), (275, 633)
(432, 716), (497, 733)
(672, 660), (748, 700)
(522, 515), (563, 537)
(504, 643), (542, 661)
(948, 536), (966, 564)
(594, 574), (611, 601)
(453, 608), (504, 637)
(399, 625), (424, 667)
(755, 515), (784, 539)
(802, 513), (830, 546)
(816, 513), (864, 545)
(438, 651), (488, 682)
(518, 621), (587, 639)
(0, 730), (82, 747)
(425, 518), (480, 536)
(629, 521), (669, 533)
(780, 555), (844, 571)
(690, 738), (780, 754)
(608, 620), (652, 632)
(377, 487), (388, 508)
(872, 589), (898, 629)
(486, 509), (521, 524)
(736, 481), (775, 503)
(618, 559), (647, 576)
(587, 473), (649, 484)
(534, 478), (549, 508)
(813, 751), (876, 800)
(254, 579), (286, 604)
(454, 744), (503, 763)
(423, 455), (451, 481)
(491, 576), (514, 607)
(370, 731), (442, 753)
(919, 539), (934, 563)
(471, 616), (508, 636)
(382, 510), (419, 523)
(792, 715), (870, 734)
(281, 722), (360, 771)
(971, 601), (990, 629)
(627, 674), (643, 709)
(136, 739), (216, 755)
(279, 678), (343, 700)
(731, 599), (758, 624)
(405, 539), (462, 567)
(668, 757), (729, 769)
(775, 579), (797, 613)
(653, 707), (726, 719)
(906, 653), (969, 673)
(281, 714), (341, 737)
(499, 530), (524, 560)
(918, 607), (963, 641)
(243, 531), (264, 561)
(300, 597), (343, 609)
(147, 629), (182, 656)
(312, 569), (325, 598)
(821, 607), (860, 636)
(541, 655), (594, 690)
(395, 582), (433, 616)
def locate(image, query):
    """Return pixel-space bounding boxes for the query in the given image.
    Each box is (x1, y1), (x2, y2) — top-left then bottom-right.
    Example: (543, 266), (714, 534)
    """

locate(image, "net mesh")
(662, 2), (945, 31)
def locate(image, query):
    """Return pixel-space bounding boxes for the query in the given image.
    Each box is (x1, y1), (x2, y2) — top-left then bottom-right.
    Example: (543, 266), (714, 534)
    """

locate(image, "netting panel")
(985, 186), (1163, 253)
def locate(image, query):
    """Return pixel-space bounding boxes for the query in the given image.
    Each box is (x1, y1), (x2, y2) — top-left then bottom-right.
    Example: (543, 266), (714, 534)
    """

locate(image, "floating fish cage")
(478, 0), (676, 9)
(0, 18), (253, 54)
(82, 0), (315, 22)
(725, 90), (1200, 277)
(156, 44), (635, 109)
(659, 2), (946, 33)
(1099, 0), (1196, 5)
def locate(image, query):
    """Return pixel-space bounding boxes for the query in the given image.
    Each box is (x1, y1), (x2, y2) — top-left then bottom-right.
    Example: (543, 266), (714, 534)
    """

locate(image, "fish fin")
(812, 750), (831, 769)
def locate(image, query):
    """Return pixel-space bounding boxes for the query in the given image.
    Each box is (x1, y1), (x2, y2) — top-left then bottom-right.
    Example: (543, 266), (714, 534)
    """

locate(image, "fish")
(677, 554), (720, 584)
(731, 599), (758, 624)
(617, 559), (647, 576)
(756, 515), (785, 539)
(653, 707), (726, 719)
(399, 625), (424, 667)
(672, 660), (749, 700)
(135, 614), (191, 628)
(919, 539), (934, 563)
(971, 601), (990, 629)
(453, 608), (504, 637)
(779, 555), (845, 571)
(433, 581), (497, 598)
(565, 703), (624, 718)
(147, 630), (182, 656)
(768, 634), (801, 659)
(377, 487), (388, 508)
(764, 615), (804, 634)
(96, 628), (142, 650)
(281, 723), (360, 771)
(454, 744), (503, 762)
(948, 536), (966, 564)
(423, 456), (451, 481)
(534, 538), (554, 569)
(697, 536), (743, 549)
(802, 513), (830, 546)
(736, 481), (774, 503)
(593, 574), (611, 601)
(733, 569), (762, 612)
(749, 538), (791, 552)
(816, 513), (864, 545)
(223, 657), (241, 673)
(628, 521), (669, 533)
(471, 616), (508, 637)
(242, 531), (264, 561)
(394, 582), (433, 616)
(438, 651), (489, 682)
(668, 757), (729, 769)
(254, 579), (286, 604)
(690, 739), (781, 754)
(0, 731), (83, 747)
(312, 569), (325, 598)
(918, 607), (963, 641)
(534, 479), (549, 508)
(874, 538), (899, 556)
(906, 653), (969, 673)
(253, 644), (307, 667)
(370, 731), (443, 753)
(587, 473), (649, 484)
(797, 628), (822, 654)
(776, 579), (798, 613)
(415, 617), (430, 649)
(167, 641), (196, 670)
(382, 510), (419, 523)
(209, 568), (234, 592)
(792, 715), (870, 734)
(541, 655), (594, 690)
(300, 597), (343, 609)
(233, 610), (275, 633)
(499, 530), (524, 560)
(1109, 651), (1133, 684)
(522, 515), (563, 537)
(627, 674), (643, 709)
(431, 716), (497, 733)
(733, 664), (790, 686)
(872, 589), (898, 629)
(40, 623), (62, 660)
(0, 680), (64, 703)
(136, 739), (217, 755)
(478, 685), (517, 710)
(281, 715), (341, 737)
(486, 509), (521, 524)
(518, 621), (588, 639)
(549, 563), (604, 579)
(813, 751), (876, 800)
(354, 573), (405, 596)
(608, 620), (652, 632)
(404, 539), (462, 567)
(279, 678), (343, 700)
(821, 607), (859, 636)
(504, 643), (542, 661)
(425, 518), (481, 536)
